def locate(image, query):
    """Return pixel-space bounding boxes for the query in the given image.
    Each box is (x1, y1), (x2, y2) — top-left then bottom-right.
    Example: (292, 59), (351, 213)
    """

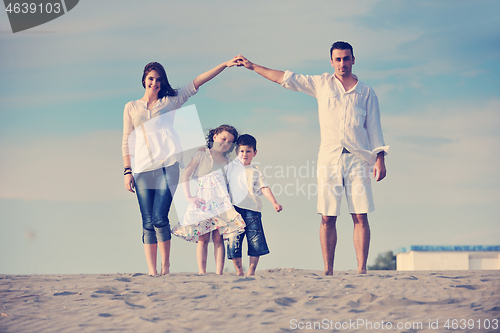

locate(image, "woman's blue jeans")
(134, 163), (179, 244)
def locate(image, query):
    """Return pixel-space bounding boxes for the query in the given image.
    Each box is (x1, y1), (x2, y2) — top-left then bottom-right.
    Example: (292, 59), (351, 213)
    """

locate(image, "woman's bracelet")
(124, 166), (132, 175)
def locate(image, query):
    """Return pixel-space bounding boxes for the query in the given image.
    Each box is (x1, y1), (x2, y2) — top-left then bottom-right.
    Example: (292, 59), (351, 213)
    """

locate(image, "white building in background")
(396, 246), (500, 271)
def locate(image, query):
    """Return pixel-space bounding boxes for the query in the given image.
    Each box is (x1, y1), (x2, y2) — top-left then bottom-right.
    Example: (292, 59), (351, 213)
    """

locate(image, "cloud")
(0, 129), (127, 201)
(0, 0), (389, 70)
(450, 227), (500, 245)
(381, 97), (500, 205)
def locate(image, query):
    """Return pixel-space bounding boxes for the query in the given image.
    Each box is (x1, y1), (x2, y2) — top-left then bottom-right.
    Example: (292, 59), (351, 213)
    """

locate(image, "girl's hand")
(188, 197), (206, 208)
(124, 174), (135, 193)
(273, 203), (283, 212)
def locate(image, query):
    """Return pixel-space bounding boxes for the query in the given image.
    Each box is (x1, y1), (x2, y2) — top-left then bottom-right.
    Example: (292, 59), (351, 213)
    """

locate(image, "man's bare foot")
(357, 269), (367, 274)
(323, 270), (333, 276)
(236, 271), (244, 276)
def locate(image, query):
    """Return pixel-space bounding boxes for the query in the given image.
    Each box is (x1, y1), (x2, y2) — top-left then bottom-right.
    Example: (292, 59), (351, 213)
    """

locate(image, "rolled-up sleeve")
(253, 168), (268, 196)
(280, 71), (318, 98)
(365, 89), (388, 156)
(173, 81), (198, 108)
(122, 103), (134, 156)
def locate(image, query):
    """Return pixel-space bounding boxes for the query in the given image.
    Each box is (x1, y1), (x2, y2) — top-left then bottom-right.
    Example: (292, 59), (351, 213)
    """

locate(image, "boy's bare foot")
(323, 270), (333, 276)
(247, 257), (259, 276)
(357, 269), (367, 274)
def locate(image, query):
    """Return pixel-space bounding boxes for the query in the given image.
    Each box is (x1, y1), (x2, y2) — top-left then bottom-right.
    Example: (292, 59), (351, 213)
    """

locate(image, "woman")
(122, 58), (240, 275)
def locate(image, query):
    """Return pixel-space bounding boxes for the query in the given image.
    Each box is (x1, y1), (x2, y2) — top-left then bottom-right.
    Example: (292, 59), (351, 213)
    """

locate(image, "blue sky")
(1, 0), (499, 274)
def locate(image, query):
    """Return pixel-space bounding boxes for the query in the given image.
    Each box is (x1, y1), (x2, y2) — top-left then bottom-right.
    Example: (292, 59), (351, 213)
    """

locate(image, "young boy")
(226, 134), (282, 276)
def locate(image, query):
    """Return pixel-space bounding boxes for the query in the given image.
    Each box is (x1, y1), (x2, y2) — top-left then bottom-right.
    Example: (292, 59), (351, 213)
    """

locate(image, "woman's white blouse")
(122, 81), (198, 173)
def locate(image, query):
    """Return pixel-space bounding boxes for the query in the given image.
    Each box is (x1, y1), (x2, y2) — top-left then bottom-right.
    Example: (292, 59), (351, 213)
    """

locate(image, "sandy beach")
(1, 269), (499, 332)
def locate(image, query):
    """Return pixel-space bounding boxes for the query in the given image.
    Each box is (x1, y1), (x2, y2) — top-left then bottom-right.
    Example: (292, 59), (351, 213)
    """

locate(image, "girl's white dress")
(171, 150), (245, 243)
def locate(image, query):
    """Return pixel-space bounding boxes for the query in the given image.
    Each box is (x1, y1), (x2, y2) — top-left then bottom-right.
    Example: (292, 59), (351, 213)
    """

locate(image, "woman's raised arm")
(193, 58), (241, 90)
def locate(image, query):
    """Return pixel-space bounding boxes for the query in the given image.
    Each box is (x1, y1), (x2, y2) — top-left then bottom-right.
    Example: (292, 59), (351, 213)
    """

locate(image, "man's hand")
(234, 54), (255, 70)
(373, 153), (386, 181)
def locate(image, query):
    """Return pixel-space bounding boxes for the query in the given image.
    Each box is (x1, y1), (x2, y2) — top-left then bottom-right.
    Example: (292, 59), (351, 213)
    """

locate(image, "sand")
(1, 269), (499, 332)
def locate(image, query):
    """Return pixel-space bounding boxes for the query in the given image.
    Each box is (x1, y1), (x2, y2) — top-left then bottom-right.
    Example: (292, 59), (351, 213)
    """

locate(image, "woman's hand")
(193, 58), (241, 89)
(225, 57), (244, 68)
(124, 174), (135, 193)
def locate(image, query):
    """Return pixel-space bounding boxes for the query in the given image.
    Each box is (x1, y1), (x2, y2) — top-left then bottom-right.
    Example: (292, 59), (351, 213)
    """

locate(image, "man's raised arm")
(235, 55), (285, 84)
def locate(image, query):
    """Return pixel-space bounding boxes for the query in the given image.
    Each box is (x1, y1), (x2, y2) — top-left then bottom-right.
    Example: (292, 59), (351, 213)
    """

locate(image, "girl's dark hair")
(142, 62), (177, 98)
(206, 124), (239, 156)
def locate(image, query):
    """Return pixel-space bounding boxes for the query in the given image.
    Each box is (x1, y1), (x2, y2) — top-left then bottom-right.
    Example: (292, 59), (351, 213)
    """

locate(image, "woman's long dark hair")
(142, 62), (177, 98)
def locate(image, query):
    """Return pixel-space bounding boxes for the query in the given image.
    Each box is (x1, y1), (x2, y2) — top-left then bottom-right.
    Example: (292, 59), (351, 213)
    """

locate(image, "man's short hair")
(330, 41), (354, 60)
(236, 134), (257, 151)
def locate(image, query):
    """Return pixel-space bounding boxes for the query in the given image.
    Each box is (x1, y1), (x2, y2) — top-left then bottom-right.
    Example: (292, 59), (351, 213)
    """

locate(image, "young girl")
(171, 125), (245, 275)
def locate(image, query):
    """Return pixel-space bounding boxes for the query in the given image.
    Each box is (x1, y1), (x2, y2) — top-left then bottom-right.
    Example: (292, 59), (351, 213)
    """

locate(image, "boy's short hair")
(236, 134), (257, 151)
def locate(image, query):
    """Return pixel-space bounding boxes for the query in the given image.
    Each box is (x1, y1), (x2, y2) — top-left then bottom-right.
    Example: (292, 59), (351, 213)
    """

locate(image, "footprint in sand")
(275, 297), (297, 306)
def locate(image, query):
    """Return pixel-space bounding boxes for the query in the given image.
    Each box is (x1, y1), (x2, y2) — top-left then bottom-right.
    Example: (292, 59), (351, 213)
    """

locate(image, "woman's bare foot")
(161, 265), (169, 275)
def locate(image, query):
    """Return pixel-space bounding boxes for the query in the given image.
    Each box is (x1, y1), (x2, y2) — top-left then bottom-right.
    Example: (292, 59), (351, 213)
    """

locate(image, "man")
(235, 41), (388, 274)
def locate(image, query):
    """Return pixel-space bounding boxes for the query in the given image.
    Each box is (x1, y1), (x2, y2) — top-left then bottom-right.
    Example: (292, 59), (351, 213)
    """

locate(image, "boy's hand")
(273, 203), (283, 212)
